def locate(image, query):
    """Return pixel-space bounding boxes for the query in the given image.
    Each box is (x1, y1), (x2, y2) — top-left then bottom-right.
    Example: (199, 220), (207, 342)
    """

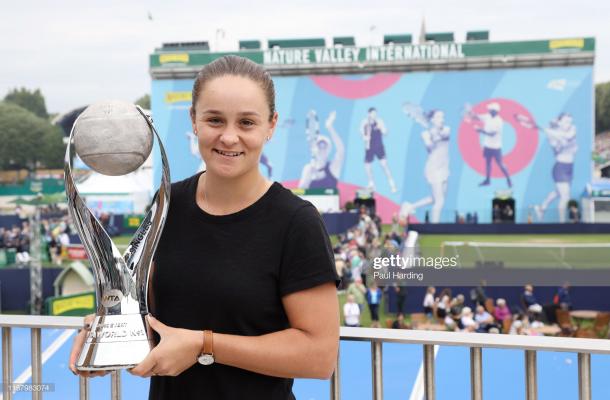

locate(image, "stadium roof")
(150, 37), (595, 79)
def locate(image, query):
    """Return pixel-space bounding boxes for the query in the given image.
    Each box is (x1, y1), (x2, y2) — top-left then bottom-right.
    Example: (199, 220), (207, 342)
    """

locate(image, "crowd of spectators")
(335, 208), (574, 337)
(337, 206), (406, 328)
(0, 208), (73, 266)
(0, 222), (31, 264)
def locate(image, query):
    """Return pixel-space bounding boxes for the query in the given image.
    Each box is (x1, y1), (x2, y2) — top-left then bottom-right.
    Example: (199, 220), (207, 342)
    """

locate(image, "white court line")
(0, 329), (75, 400)
(408, 345), (440, 400)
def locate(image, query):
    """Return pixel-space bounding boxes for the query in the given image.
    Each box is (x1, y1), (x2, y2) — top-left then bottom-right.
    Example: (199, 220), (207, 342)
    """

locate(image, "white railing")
(2, 316), (610, 400)
(0, 315), (119, 400)
(334, 327), (610, 400)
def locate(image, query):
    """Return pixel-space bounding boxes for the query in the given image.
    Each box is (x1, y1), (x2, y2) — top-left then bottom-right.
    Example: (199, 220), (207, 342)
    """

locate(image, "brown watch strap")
(202, 330), (213, 355)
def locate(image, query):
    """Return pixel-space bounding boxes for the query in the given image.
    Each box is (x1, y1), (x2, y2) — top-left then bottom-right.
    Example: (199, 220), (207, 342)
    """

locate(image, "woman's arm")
(215, 282), (339, 379)
(130, 282), (339, 380)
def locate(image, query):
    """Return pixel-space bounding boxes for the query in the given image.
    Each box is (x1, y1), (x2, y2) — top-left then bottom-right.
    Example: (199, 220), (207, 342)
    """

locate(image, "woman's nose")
(219, 130), (239, 146)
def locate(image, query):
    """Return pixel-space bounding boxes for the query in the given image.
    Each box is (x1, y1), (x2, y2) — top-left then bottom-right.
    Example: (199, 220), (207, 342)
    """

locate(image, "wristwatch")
(197, 330), (215, 365)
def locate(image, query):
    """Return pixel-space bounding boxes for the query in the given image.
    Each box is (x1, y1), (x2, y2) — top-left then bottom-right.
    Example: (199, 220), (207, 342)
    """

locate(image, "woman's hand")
(69, 314), (108, 378)
(129, 315), (202, 377)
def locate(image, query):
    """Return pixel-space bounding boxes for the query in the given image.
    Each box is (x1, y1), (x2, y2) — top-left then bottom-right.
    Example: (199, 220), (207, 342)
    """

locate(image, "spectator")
(394, 285), (408, 315)
(423, 286), (436, 316)
(343, 295), (361, 327)
(436, 288), (452, 319)
(346, 278), (367, 313)
(391, 313), (408, 329)
(509, 314), (528, 335)
(366, 282), (382, 328)
(521, 284), (543, 314)
(471, 280), (487, 307)
(493, 298), (512, 324)
(554, 283), (572, 310)
(460, 307), (477, 332)
(474, 305), (496, 333)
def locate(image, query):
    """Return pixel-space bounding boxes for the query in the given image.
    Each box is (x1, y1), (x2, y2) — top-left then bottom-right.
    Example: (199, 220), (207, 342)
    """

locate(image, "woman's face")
(312, 139), (330, 162)
(191, 75), (277, 179)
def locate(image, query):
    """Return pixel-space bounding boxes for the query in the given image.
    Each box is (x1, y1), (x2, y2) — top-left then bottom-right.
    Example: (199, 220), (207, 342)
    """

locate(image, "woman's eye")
(207, 118), (222, 125)
(240, 119), (255, 127)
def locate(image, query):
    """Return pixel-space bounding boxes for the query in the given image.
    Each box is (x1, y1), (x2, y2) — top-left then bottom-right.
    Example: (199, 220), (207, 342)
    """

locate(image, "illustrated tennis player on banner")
(466, 102), (512, 188)
(401, 103), (451, 223)
(298, 110), (344, 189)
(531, 113), (578, 222)
(360, 107), (397, 193)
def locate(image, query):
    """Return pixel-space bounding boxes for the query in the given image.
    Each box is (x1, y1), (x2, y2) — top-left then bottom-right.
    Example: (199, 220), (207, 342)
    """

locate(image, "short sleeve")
(279, 204), (340, 296)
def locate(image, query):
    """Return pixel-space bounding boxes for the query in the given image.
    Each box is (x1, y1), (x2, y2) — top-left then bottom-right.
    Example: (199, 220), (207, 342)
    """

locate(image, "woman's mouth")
(213, 149), (244, 157)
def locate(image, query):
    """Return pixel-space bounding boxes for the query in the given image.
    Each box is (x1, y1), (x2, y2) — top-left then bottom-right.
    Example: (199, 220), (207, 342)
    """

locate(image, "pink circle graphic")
(458, 98), (539, 177)
(310, 74), (402, 99)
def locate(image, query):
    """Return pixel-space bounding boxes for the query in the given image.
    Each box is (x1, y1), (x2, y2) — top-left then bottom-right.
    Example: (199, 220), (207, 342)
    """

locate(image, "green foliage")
(596, 81), (610, 134)
(0, 102), (64, 170)
(135, 94), (151, 110)
(4, 87), (48, 119)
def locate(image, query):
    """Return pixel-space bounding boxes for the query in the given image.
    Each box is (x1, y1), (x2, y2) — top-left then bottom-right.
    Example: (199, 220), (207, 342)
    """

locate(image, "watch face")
(198, 354), (214, 365)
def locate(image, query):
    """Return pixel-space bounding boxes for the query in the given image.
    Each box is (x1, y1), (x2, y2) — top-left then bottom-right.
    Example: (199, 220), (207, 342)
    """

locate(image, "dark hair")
(368, 107), (376, 113)
(191, 55), (276, 121)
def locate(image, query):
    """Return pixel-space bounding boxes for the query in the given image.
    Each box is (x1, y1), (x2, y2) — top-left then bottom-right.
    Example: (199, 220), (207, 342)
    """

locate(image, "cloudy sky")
(2, 0), (608, 114)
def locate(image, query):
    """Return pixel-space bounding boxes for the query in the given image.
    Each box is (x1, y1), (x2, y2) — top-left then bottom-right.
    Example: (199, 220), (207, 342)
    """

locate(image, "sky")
(2, 0), (609, 114)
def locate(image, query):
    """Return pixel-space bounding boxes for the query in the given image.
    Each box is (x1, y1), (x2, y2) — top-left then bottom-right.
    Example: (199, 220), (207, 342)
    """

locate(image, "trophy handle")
(125, 106), (171, 314)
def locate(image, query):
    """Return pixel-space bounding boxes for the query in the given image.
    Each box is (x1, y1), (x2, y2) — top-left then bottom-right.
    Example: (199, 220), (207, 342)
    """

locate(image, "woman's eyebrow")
(200, 109), (261, 117)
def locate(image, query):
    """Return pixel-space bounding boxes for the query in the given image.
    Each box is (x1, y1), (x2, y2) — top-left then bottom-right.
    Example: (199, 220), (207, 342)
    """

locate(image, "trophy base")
(76, 314), (153, 371)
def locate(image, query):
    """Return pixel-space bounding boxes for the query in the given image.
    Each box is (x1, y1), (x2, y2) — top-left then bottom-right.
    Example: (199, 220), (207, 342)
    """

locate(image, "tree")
(135, 94), (150, 110)
(0, 102), (64, 170)
(4, 87), (48, 119)
(596, 81), (610, 134)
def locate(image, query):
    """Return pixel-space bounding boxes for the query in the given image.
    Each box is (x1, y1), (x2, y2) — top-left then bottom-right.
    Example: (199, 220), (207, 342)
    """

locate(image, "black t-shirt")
(149, 172), (339, 400)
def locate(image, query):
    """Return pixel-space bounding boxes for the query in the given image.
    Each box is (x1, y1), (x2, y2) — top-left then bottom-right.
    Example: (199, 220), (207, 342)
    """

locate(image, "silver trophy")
(64, 101), (170, 370)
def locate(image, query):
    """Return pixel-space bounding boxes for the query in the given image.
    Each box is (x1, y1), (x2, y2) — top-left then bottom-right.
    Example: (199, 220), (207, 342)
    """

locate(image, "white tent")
(76, 167), (152, 214)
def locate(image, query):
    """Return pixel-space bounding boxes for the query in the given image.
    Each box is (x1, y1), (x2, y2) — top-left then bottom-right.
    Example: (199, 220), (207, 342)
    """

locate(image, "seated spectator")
(436, 288), (452, 319)
(493, 298), (512, 323)
(460, 307), (477, 332)
(423, 286), (436, 317)
(450, 294), (466, 324)
(343, 295), (361, 327)
(522, 284), (543, 314)
(366, 282), (382, 328)
(391, 313), (408, 329)
(509, 314), (528, 335)
(474, 305), (497, 333)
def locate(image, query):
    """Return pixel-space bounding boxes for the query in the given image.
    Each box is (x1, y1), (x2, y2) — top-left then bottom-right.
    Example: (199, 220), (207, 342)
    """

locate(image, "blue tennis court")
(3, 328), (610, 399)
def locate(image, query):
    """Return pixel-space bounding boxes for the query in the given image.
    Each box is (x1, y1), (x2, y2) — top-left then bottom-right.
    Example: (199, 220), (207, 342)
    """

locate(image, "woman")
(70, 55), (340, 399)
(401, 109), (450, 223)
(533, 113), (577, 223)
(366, 282), (383, 328)
(298, 110), (344, 189)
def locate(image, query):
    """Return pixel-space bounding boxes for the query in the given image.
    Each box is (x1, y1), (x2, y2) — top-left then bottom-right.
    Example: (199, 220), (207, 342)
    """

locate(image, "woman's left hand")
(129, 315), (202, 377)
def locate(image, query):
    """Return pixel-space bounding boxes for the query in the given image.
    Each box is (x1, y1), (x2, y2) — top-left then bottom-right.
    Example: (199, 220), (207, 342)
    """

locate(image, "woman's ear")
(267, 112), (279, 141)
(189, 106), (197, 134)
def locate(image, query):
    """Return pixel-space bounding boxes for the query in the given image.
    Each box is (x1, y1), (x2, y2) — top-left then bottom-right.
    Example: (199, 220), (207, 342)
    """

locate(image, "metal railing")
(2, 316), (610, 400)
(332, 326), (610, 400)
(0, 315), (120, 400)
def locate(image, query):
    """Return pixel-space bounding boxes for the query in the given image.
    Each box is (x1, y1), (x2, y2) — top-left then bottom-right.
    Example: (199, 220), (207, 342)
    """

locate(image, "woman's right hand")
(69, 314), (108, 377)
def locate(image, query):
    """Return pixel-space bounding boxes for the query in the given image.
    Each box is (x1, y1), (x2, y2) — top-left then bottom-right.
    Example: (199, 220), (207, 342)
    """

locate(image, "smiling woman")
(68, 55), (340, 400)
